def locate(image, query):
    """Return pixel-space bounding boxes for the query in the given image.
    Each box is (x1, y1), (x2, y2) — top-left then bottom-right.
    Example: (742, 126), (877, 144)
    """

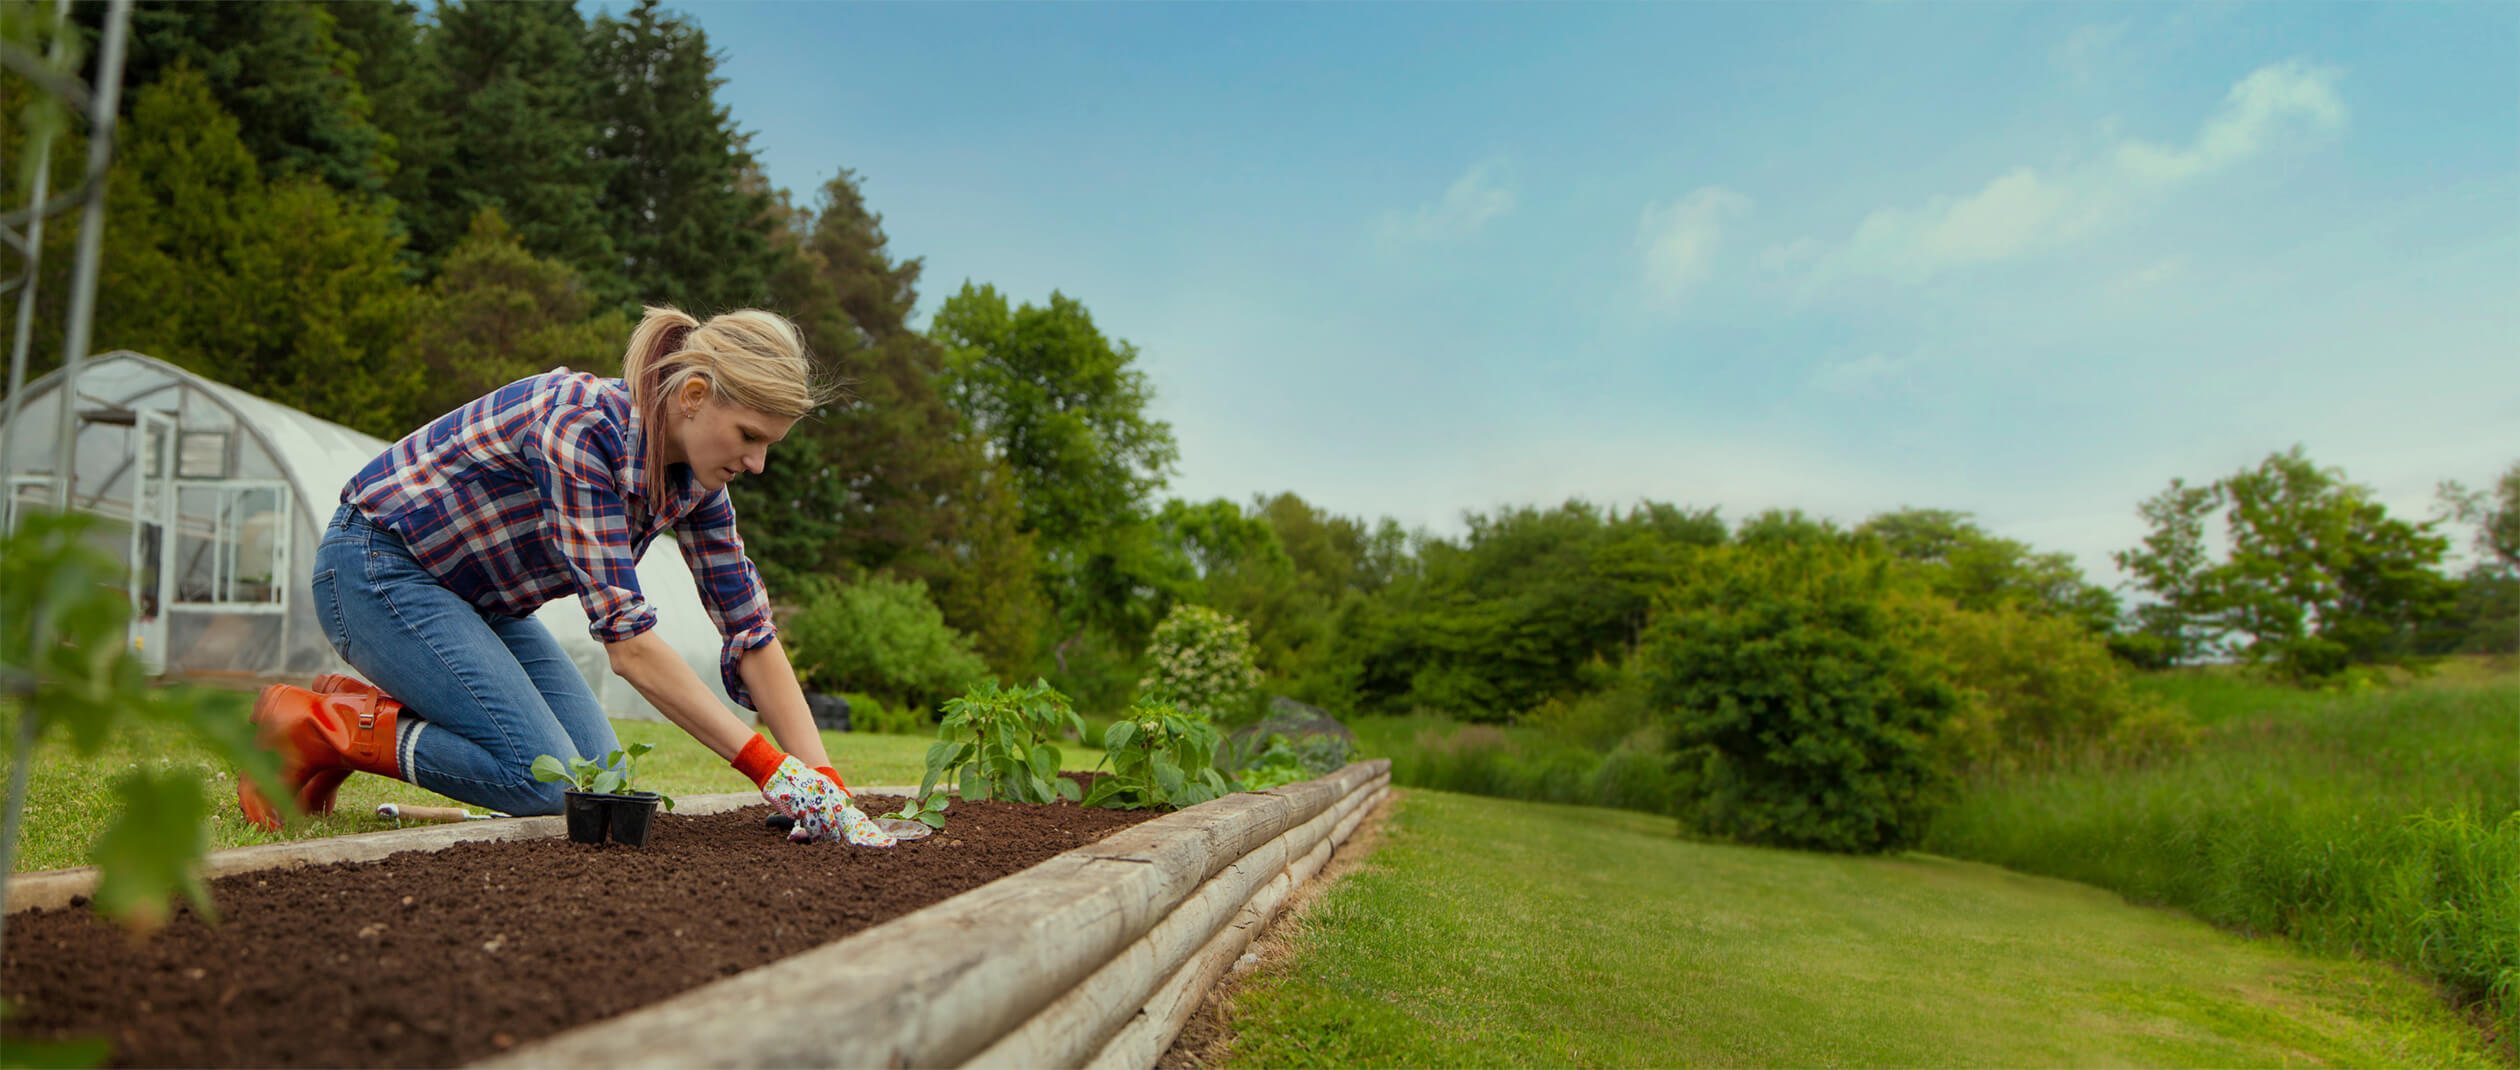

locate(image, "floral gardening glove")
(731, 734), (896, 847)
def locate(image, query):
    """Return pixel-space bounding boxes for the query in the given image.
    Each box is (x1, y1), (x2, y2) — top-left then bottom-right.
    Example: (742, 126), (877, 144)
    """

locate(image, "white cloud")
(1636, 186), (1752, 306)
(1790, 60), (2346, 286)
(1378, 161), (1514, 244)
(1828, 167), (2104, 282)
(2115, 60), (2346, 184)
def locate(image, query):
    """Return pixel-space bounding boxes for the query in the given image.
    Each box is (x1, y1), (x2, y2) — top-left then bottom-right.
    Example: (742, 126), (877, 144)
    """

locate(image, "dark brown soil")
(2, 795), (1159, 1069)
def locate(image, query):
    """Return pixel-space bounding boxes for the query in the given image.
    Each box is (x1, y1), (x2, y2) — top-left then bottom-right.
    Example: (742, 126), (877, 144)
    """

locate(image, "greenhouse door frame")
(128, 410), (176, 674)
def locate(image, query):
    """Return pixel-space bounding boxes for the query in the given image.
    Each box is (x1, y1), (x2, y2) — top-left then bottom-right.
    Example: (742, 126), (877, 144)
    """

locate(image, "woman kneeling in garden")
(235, 306), (894, 846)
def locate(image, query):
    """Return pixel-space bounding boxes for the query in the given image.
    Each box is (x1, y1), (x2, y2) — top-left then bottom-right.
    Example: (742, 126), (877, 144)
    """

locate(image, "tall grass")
(1925, 670), (2520, 1035)
(1348, 714), (1685, 818)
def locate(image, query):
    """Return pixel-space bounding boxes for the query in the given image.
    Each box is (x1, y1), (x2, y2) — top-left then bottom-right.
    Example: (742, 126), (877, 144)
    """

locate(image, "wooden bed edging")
(479, 759), (1393, 1070)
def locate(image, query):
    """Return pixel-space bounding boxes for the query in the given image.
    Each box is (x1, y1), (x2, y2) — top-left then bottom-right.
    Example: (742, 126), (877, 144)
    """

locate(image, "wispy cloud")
(1378, 161), (1514, 244)
(1636, 186), (1751, 307)
(2115, 60), (2346, 184)
(1778, 60), (2347, 287)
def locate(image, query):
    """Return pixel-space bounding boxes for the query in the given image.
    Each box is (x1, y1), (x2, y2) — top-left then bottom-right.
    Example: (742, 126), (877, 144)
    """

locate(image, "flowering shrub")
(1137, 604), (1262, 722)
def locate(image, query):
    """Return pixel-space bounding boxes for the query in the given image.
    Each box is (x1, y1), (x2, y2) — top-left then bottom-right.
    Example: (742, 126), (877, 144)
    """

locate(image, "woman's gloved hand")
(731, 734), (897, 847)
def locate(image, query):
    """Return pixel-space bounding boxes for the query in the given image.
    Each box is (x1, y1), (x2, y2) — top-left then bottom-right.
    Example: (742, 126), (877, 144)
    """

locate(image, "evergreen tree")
(98, 68), (418, 438)
(403, 0), (617, 296)
(321, 0), (448, 252)
(587, 0), (777, 312)
(102, 1), (392, 199)
(741, 171), (987, 594)
(397, 209), (631, 433)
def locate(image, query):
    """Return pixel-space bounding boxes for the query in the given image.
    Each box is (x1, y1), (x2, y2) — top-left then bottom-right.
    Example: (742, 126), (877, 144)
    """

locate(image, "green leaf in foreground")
(88, 770), (215, 933)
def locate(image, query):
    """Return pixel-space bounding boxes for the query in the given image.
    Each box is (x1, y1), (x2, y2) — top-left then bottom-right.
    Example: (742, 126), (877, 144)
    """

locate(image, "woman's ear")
(679, 376), (712, 416)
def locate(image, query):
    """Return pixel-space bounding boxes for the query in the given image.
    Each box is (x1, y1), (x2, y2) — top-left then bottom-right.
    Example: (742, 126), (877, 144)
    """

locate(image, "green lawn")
(1220, 790), (2504, 1069)
(4, 714), (971, 875)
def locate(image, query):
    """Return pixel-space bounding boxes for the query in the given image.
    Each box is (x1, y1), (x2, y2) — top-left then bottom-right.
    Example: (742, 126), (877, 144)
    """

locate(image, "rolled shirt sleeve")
(525, 405), (661, 645)
(675, 489), (778, 710)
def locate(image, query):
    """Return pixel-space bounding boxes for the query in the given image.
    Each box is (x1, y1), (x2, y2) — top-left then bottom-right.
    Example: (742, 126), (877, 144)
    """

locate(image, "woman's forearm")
(737, 636), (831, 770)
(605, 630), (756, 761)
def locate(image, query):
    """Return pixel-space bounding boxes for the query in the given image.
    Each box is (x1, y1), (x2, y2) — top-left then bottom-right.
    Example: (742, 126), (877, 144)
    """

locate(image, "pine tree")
(321, 0), (447, 255)
(102, 1), (392, 199)
(396, 209), (631, 432)
(97, 68), (419, 438)
(587, 0), (777, 312)
(402, 0), (618, 297)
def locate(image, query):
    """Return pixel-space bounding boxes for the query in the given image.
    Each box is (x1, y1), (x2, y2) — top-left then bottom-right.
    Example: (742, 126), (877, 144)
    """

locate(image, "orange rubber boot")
(236, 685), (403, 831)
(296, 675), (389, 816)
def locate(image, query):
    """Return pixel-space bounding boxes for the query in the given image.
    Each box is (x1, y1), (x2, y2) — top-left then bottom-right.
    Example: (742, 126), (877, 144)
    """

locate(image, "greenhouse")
(0, 351), (740, 721)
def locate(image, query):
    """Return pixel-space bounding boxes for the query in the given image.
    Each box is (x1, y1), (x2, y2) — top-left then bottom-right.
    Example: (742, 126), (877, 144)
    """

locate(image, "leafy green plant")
(530, 742), (675, 810)
(885, 792), (951, 829)
(1234, 732), (1353, 791)
(921, 678), (1085, 804)
(1087, 700), (1235, 810)
(1, 510), (279, 940)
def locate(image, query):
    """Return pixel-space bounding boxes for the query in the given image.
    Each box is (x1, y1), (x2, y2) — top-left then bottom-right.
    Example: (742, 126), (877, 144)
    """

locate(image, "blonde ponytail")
(619, 305), (843, 499)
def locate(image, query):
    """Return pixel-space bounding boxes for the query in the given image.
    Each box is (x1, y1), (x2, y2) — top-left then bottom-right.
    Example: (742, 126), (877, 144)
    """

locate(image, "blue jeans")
(311, 503), (619, 815)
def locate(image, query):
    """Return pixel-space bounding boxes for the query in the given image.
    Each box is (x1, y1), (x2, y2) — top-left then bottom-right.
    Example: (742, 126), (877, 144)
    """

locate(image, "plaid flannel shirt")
(343, 370), (779, 709)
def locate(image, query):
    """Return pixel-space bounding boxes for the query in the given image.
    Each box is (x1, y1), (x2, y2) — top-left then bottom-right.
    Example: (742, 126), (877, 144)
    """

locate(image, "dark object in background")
(805, 692), (851, 732)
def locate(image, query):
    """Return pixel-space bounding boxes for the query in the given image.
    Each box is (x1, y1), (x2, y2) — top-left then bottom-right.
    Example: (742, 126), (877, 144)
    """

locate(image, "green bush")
(782, 574), (989, 712)
(1646, 545), (1957, 854)
(1234, 731), (1354, 791)
(839, 691), (927, 735)
(1914, 602), (2196, 772)
(1137, 604), (1263, 723)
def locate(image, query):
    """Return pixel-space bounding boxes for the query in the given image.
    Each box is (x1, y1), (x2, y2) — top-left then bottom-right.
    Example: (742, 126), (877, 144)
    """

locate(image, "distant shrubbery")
(782, 575), (988, 714)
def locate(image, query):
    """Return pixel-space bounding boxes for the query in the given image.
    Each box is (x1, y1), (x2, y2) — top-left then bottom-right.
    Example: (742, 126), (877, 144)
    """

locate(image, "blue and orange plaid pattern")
(343, 370), (778, 708)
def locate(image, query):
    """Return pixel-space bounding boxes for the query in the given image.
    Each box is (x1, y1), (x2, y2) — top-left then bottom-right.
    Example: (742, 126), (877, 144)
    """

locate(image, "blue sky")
(655, 1), (2516, 584)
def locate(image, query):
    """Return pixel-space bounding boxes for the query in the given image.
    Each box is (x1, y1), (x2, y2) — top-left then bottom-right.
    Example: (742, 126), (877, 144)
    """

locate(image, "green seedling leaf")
(89, 770), (215, 933)
(591, 769), (625, 796)
(1057, 777), (1082, 804)
(625, 742), (655, 760)
(959, 762), (985, 803)
(531, 754), (570, 783)
(1104, 720), (1138, 753)
(1029, 743), (1059, 781)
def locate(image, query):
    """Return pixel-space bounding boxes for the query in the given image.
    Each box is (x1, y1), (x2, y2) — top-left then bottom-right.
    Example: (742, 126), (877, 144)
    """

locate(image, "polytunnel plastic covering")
(0, 352), (745, 722)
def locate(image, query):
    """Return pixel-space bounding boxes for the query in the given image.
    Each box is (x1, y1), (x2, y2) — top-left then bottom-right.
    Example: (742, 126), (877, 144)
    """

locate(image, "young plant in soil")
(1085, 700), (1236, 810)
(922, 679), (1087, 805)
(885, 791), (951, 830)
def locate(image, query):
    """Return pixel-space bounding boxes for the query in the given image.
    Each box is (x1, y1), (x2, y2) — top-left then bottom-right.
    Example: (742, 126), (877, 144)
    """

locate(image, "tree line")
(5, 1), (2512, 733)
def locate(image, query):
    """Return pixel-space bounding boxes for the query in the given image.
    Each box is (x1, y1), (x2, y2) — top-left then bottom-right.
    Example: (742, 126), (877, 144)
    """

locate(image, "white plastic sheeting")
(0, 352), (744, 722)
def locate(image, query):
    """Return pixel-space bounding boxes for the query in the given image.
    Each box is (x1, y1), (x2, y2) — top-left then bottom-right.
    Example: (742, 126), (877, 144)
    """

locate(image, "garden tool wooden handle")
(377, 803), (500, 823)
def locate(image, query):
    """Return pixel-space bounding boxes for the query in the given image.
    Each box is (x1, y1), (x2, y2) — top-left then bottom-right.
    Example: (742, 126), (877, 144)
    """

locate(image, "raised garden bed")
(2, 760), (1390, 1069)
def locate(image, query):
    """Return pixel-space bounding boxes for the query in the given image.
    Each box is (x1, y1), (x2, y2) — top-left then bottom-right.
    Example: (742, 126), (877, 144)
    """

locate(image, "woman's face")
(665, 383), (798, 494)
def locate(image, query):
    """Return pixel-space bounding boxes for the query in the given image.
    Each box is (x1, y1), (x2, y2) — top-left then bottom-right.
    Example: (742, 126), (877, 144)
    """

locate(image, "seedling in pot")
(532, 743), (674, 846)
(530, 742), (677, 810)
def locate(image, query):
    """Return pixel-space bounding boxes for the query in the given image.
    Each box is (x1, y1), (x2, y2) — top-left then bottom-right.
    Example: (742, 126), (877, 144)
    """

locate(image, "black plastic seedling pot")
(564, 790), (661, 845)
(607, 792), (662, 846)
